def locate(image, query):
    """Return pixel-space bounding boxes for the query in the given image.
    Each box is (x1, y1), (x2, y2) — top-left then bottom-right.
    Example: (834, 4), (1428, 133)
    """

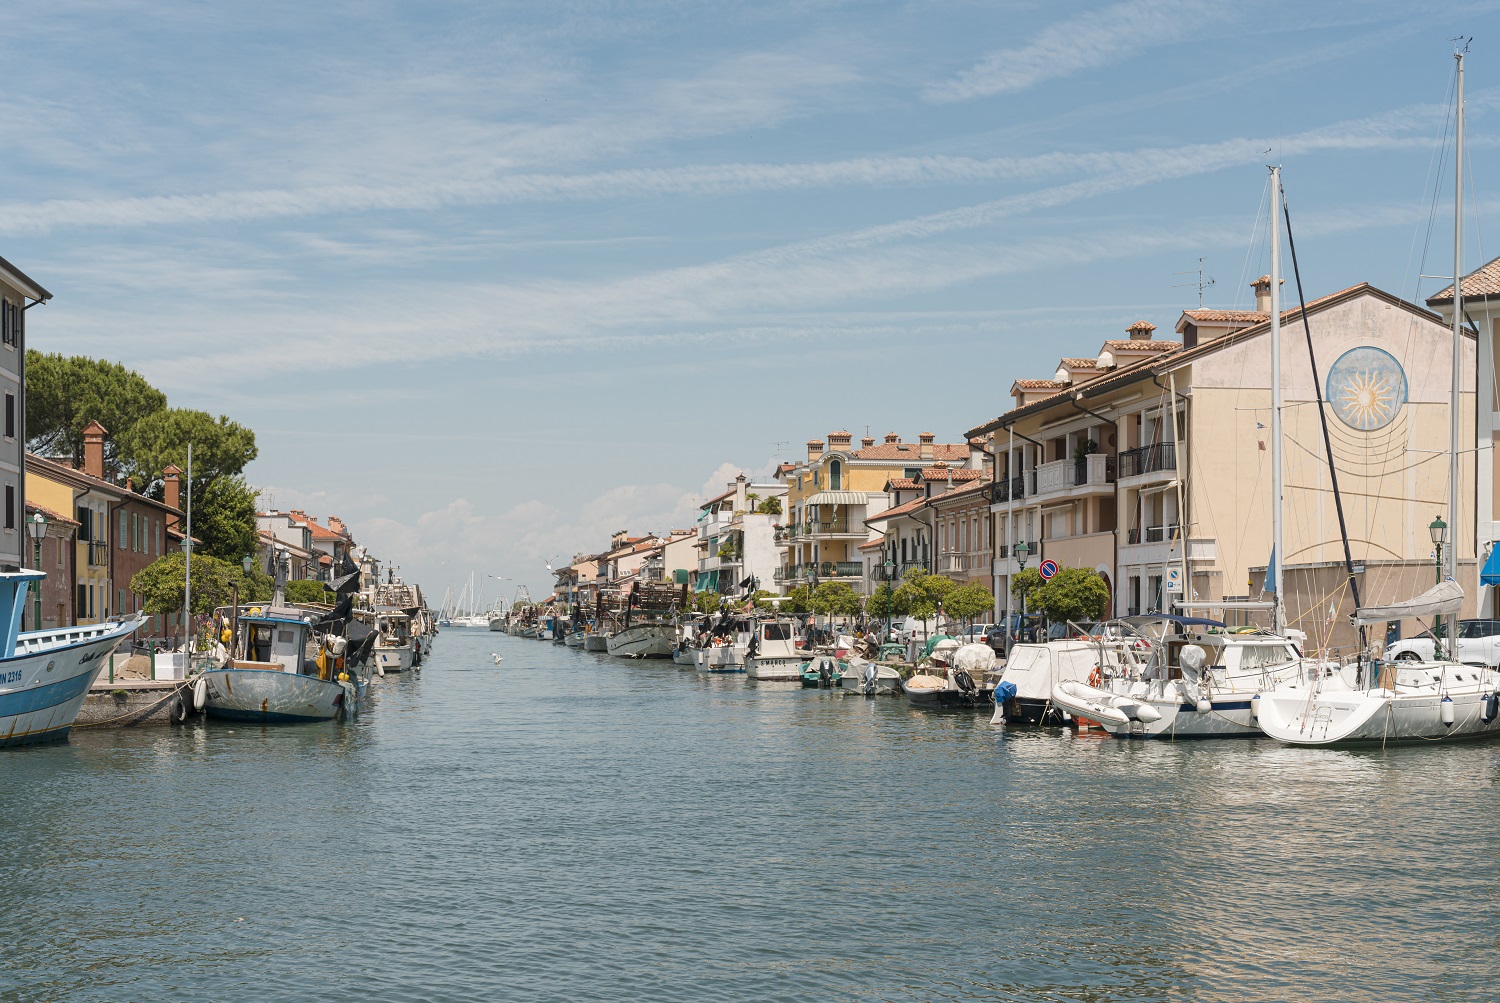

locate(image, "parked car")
(1385, 619), (1500, 665)
(1047, 620), (1103, 641)
(957, 623), (996, 645)
(985, 614), (1043, 652)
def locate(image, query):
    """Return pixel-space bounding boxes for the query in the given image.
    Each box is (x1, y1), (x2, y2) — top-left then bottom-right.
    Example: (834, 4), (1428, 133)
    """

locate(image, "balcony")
(1118, 442), (1177, 478)
(1125, 523), (1180, 545)
(938, 551), (989, 574)
(776, 561), (864, 583)
(987, 477), (1027, 505)
(806, 518), (864, 539)
(87, 541), (109, 567)
(1032, 453), (1116, 499)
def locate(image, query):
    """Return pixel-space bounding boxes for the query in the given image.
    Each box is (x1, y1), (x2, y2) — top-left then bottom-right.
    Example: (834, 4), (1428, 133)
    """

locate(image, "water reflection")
(2, 630), (1499, 1001)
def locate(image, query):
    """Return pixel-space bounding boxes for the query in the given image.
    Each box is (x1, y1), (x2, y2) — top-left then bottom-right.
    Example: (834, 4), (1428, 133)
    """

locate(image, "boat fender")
(1441, 694), (1455, 727)
(1249, 694), (1260, 719)
(192, 676), (208, 712)
(1484, 693), (1500, 724)
(1195, 697), (1211, 714)
(170, 696), (188, 723)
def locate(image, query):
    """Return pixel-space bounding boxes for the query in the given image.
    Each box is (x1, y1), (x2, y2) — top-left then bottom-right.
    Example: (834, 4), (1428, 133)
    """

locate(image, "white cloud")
(925, 0), (1234, 103)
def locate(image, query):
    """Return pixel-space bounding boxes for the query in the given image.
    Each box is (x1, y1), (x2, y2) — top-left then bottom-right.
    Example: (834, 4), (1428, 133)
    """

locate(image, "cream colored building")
(969, 280), (1474, 655)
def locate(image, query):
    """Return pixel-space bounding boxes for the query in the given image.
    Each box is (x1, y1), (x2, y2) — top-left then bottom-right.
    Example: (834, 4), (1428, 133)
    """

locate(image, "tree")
(755, 497), (782, 515)
(784, 584), (811, 615)
(693, 590), (725, 614)
(116, 408), (258, 498)
(809, 581), (862, 617)
(286, 579), (334, 605)
(25, 351), (167, 464)
(190, 474), (259, 562)
(1011, 567), (1043, 609)
(866, 582), (906, 622)
(894, 568), (955, 623)
(748, 589), (779, 610)
(131, 552), (273, 619)
(1029, 568), (1111, 624)
(946, 582), (996, 625)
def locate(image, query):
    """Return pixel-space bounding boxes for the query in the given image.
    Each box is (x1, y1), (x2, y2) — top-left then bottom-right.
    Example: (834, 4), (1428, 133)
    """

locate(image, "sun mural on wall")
(1325, 346), (1408, 432)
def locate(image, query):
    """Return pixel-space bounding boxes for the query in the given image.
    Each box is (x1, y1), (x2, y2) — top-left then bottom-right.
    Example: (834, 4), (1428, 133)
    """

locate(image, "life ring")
(1088, 667), (1103, 688)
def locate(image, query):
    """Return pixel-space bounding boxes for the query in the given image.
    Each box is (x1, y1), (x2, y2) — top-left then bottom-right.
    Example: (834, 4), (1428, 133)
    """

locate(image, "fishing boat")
(606, 623), (674, 658)
(605, 582), (683, 659)
(583, 633), (609, 652)
(0, 571), (144, 746)
(744, 619), (803, 680)
(197, 605), (363, 723)
(371, 610), (416, 674)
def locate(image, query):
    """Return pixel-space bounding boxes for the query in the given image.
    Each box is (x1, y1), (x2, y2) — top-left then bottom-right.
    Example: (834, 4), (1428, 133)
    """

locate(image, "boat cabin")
(233, 609), (313, 674)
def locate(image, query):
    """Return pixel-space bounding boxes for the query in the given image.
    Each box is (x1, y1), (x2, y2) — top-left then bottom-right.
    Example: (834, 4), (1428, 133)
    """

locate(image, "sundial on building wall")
(1325, 346), (1408, 432)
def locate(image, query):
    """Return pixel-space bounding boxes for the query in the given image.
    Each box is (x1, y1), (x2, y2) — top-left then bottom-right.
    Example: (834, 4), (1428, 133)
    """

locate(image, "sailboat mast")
(1449, 48), (1465, 646)
(1270, 165), (1285, 634)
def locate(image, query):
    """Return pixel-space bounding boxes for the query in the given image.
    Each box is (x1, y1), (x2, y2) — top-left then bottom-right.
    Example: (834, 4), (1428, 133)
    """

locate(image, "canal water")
(4, 629), (1500, 1001)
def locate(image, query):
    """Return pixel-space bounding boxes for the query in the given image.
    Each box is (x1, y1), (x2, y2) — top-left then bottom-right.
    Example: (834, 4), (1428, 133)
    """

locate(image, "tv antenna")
(770, 440), (788, 457)
(1173, 257), (1215, 307)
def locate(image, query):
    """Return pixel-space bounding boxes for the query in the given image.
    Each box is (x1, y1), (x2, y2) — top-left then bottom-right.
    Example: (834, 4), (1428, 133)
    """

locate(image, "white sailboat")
(1257, 49), (1500, 746)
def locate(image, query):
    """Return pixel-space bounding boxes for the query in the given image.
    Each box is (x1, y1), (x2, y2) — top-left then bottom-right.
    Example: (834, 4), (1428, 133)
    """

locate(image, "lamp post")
(1013, 541), (1032, 647)
(883, 556), (896, 641)
(28, 512), (46, 630)
(242, 554), (253, 575)
(1430, 515), (1448, 585)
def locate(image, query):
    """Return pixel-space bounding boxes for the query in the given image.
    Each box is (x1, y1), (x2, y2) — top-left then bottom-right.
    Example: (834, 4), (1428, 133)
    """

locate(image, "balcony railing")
(88, 541), (109, 567)
(778, 561), (865, 582)
(807, 519), (860, 537)
(987, 477), (1027, 504)
(939, 551), (989, 573)
(1118, 442), (1177, 478)
(1126, 524), (1180, 545)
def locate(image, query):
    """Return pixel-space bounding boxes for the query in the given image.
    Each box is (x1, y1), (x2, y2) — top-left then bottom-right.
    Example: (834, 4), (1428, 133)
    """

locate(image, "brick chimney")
(827, 430), (852, 451)
(861, 435), (875, 449)
(1126, 320), (1156, 341)
(806, 439), (824, 462)
(328, 516), (348, 537)
(1252, 275), (1273, 312)
(162, 464), (183, 528)
(82, 421), (107, 480)
(919, 431), (935, 461)
(883, 432), (900, 444)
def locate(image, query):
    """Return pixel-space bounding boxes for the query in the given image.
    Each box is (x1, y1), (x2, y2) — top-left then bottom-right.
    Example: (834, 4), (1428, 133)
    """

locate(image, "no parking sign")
(1038, 559), (1059, 580)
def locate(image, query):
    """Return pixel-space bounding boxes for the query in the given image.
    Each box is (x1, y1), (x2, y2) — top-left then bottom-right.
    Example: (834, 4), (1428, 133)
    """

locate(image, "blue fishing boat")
(0, 571), (143, 747)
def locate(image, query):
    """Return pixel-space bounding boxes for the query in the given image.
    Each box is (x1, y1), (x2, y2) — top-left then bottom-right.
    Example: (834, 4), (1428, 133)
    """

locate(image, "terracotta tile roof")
(1126, 320), (1156, 335)
(858, 539), (884, 551)
(920, 467), (983, 481)
(699, 488), (734, 508)
(866, 496), (929, 522)
(885, 477), (920, 490)
(851, 442), (968, 461)
(1013, 379), (1070, 389)
(1180, 309), (1268, 324)
(25, 452), (185, 520)
(1101, 339), (1180, 352)
(1428, 254), (1500, 305)
(25, 501), (78, 526)
(1059, 358), (1101, 368)
(929, 479), (989, 504)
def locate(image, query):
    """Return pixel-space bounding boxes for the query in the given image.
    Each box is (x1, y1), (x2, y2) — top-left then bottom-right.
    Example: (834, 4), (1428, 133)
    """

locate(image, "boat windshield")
(763, 623), (792, 641)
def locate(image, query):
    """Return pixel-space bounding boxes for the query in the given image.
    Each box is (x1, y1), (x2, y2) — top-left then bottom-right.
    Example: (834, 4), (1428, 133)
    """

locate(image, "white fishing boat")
(606, 623), (674, 658)
(583, 633), (609, 652)
(198, 606), (363, 723)
(0, 571), (143, 747)
(744, 619), (802, 680)
(372, 611), (416, 674)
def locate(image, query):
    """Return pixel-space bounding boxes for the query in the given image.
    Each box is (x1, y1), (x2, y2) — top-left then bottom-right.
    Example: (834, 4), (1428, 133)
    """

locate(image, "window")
(119, 510), (127, 549)
(117, 589), (125, 615)
(3, 392), (13, 439)
(55, 537), (63, 567)
(828, 459), (842, 490)
(0, 299), (17, 348)
(77, 583), (86, 617)
(4, 485), (12, 530)
(156, 520), (162, 555)
(76, 506), (91, 542)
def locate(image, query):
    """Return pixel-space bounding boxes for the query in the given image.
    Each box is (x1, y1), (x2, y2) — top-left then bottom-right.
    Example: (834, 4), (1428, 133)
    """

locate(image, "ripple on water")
(3, 631), (1500, 1002)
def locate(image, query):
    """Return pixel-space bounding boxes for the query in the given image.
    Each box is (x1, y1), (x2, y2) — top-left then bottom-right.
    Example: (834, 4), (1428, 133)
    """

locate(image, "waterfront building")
(22, 501), (77, 630)
(967, 280), (1473, 653)
(0, 253), (48, 572)
(694, 473), (785, 594)
(25, 432), (189, 638)
(863, 462), (989, 591)
(775, 431), (978, 595)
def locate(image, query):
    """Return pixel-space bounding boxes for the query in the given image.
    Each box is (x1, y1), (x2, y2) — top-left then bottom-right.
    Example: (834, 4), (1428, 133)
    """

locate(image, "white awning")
(806, 491), (866, 506)
(1353, 579), (1464, 625)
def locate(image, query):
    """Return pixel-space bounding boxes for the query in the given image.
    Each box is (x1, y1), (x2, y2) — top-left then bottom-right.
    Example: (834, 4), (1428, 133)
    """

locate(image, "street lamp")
(242, 554), (253, 574)
(1429, 515), (1448, 584)
(883, 556), (896, 640)
(27, 512), (46, 630)
(1013, 541), (1032, 646)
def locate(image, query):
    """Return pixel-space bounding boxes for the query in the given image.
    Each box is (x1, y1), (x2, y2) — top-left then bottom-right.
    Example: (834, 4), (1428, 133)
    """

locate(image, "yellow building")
(775, 430), (985, 594)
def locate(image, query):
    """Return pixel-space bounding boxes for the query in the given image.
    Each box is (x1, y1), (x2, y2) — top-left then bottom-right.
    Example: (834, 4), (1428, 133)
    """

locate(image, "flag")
(1263, 546), (1276, 592)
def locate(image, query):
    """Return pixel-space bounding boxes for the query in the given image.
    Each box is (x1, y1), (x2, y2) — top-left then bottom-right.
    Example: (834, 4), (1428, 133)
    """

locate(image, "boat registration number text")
(0, 669), (23, 685)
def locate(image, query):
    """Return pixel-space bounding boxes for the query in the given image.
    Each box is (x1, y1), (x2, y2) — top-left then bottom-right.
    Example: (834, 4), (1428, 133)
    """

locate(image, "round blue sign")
(1039, 560), (1059, 580)
(1325, 346), (1407, 432)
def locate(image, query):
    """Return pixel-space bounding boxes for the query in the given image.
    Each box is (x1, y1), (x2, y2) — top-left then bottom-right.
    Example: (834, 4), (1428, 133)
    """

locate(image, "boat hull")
(606, 625), (673, 659)
(1257, 671), (1500, 745)
(745, 655), (803, 681)
(374, 644), (415, 674)
(201, 668), (352, 723)
(0, 620), (141, 747)
(903, 684), (992, 709)
(583, 634), (609, 652)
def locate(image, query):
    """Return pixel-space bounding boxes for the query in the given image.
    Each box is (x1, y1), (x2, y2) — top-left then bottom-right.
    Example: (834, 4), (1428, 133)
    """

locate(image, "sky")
(4, 0), (1499, 603)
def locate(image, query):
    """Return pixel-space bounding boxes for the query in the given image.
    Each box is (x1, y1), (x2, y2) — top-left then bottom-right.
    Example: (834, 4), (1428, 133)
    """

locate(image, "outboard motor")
(1485, 692), (1500, 724)
(861, 662), (878, 697)
(818, 657), (835, 689)
(953, 669), (977, 705)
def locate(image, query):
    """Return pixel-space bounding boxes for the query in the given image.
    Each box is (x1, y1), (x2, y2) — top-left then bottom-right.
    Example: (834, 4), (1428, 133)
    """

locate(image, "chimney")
(162, 464), (183, 528)
(919, 431), (935, 461)
(329, 516), (347, 537)
(734, 473), (747, 513)
(1126, 320), (1156, 341)
(806, 439), (824, 462)
(861, 435), (875, 449)
(883, 432), (900, 444)
(1252, 275), (1273, 312)
(82, 421), (108, 480)
(827, 429), (852, 451)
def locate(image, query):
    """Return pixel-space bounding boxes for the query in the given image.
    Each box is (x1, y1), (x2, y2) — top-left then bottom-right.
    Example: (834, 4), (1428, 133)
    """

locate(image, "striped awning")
(806, 491), (865, 506)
